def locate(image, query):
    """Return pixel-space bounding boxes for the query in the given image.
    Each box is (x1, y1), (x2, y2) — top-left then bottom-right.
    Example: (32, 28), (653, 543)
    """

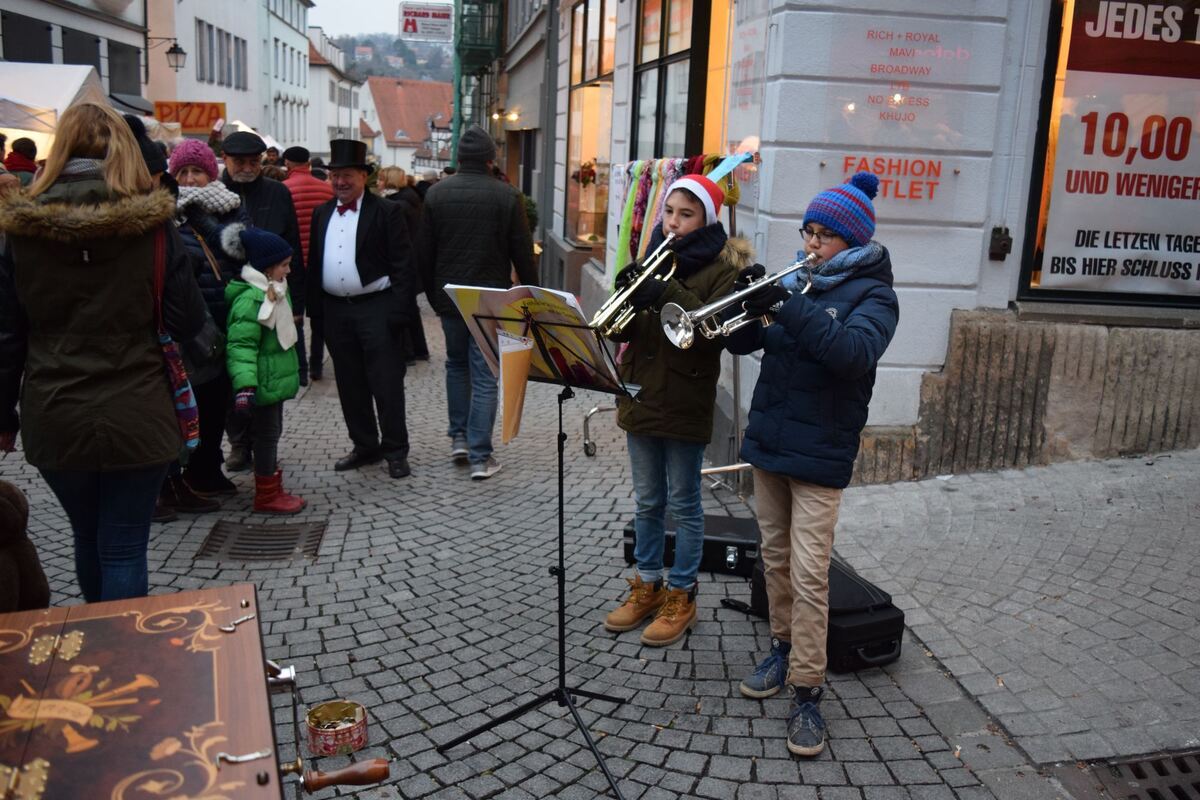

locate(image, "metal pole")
(450, 0), (463, 169)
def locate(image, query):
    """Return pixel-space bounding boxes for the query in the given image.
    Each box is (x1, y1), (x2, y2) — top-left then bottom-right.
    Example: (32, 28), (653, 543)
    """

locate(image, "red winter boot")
(253, 471), (307, 515)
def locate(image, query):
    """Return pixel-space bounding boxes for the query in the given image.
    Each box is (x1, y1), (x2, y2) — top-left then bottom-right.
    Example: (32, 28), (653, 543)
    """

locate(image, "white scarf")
(240, 265), (298, 350)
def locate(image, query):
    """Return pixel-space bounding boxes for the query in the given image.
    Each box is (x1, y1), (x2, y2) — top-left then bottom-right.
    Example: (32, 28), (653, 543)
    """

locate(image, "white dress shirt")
(321, 196), (391, 296)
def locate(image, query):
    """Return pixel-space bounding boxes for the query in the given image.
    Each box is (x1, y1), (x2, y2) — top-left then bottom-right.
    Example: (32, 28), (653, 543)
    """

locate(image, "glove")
(741, 284), (792, 318)
(733, 263), (767, 292)
(613, 263), (638, 291)
(234, 388), (256, 416)
(628, 276), (669, 312)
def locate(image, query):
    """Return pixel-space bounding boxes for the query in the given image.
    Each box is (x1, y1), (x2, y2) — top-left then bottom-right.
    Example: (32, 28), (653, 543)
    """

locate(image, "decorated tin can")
(306, 700), (368, 756)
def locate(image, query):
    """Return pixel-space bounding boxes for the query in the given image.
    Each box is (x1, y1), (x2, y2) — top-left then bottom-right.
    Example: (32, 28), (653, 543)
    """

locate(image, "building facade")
(540, 0), (1200, 481)
(264, 0), (311, 148)
(0, 0), (153, 114)
(492, 0), (547, 217)
(366, 77), (453, 172)
(306, 26), (361, 156)
(146, 0), (261, 134)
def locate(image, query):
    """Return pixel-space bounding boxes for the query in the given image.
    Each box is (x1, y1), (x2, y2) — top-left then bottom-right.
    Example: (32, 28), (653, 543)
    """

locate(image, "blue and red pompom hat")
(802, 172), (880, 248)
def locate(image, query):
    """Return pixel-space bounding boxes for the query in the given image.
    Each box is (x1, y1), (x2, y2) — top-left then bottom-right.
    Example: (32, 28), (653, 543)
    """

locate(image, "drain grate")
(1054, 751), (1200, 799)
(195, 520), (326, 562)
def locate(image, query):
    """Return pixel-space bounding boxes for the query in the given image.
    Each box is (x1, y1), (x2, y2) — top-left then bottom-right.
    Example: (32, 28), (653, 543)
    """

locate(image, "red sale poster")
(1039, 0), (1200, 296)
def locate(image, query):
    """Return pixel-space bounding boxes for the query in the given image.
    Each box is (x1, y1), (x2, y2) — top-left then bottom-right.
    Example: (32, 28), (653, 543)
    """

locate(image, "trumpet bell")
(661, 302), (693, 349)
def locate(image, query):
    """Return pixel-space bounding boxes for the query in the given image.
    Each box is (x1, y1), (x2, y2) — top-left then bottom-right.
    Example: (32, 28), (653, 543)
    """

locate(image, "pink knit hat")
(168, 139), (219, 182)
(666, 175), (724, 226)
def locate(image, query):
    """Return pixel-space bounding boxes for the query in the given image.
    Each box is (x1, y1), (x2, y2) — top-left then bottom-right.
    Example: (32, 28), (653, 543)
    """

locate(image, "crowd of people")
(0, 106), (533, 601)
(0, 103), (899, 760)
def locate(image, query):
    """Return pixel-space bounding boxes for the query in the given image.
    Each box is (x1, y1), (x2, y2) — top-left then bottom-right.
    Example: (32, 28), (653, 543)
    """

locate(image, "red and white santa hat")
(666, 175), (724, 226)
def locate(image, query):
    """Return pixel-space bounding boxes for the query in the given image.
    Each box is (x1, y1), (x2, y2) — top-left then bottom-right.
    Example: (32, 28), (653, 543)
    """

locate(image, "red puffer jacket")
(283, 166), (334, 264)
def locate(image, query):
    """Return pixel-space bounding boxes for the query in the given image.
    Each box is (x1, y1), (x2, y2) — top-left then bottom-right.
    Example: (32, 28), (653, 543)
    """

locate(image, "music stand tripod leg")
(435, 385), (628, 800)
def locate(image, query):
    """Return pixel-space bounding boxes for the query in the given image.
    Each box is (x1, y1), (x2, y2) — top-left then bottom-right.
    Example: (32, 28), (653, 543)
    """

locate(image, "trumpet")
(660, 253), (818, 349)
(590, 233), (677, 337)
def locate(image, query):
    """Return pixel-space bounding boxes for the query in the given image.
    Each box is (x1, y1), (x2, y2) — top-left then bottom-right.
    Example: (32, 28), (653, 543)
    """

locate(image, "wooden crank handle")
(301, 758), (390, 792)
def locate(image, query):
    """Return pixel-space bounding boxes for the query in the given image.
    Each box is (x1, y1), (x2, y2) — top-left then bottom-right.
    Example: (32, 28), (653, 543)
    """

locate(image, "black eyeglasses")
(800, 226), (842, 244)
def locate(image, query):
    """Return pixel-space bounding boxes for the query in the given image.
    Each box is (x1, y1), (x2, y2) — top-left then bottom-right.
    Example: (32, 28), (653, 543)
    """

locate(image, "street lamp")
(147, 37), (188, 73)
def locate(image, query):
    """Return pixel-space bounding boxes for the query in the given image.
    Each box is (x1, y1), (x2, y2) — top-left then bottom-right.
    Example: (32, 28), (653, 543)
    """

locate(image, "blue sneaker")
(739, 638), (791, 698)
(787, 685), (826, 757)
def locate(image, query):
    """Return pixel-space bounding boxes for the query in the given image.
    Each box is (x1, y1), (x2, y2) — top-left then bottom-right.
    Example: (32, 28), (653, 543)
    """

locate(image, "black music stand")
(435, 308), (632, 800)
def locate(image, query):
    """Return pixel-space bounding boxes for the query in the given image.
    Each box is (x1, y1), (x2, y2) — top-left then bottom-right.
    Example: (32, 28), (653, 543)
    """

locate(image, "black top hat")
(327, 139), (371, 172)
(222, 131), (267, 156)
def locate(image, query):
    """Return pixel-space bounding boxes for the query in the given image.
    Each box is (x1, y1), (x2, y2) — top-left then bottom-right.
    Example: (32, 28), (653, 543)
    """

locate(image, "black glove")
(613, 263), (638, 291)
(733, 263), (767, 292)
(741, 283), (791, 317)
(628, 276), (669, 312)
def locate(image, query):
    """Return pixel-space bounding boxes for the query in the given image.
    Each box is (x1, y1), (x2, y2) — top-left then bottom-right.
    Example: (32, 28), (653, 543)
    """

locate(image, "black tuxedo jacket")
(306, 191), (413, 320)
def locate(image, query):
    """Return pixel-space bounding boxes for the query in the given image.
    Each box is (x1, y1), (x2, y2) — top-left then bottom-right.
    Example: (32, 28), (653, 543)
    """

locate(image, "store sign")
(399, 3), (453, 43)
(153, 101), (226, 134)
(1040, 0), (1200, 296)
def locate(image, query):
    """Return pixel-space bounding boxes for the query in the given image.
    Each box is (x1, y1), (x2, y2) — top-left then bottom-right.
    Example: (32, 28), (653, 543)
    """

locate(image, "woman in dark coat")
(0, 102), (207, 602)
(168, 138), (250, 497)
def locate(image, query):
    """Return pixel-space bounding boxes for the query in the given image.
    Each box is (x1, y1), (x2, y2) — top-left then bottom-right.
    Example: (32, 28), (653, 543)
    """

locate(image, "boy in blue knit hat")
(225, 227), (307, 514)
(724, 172), (899, 757)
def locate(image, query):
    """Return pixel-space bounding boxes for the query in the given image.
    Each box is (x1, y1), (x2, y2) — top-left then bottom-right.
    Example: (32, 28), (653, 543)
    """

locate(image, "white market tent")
(0, 63), (108, 157)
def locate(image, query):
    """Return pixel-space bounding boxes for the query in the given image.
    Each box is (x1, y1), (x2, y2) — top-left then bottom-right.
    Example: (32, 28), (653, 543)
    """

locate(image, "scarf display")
(240, 264), (297, 350)
(177, 182), (242, 216)
(615, 152), (750, 268)
(782, 241), (886, 294)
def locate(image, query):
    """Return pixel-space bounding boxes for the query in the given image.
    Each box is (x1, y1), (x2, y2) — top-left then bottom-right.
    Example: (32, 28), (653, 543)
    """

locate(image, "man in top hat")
(418, 124), (535, 480)
(282, 145), (335, 384)
(219, 130), (303, 471)
(306, 139), (415, 479)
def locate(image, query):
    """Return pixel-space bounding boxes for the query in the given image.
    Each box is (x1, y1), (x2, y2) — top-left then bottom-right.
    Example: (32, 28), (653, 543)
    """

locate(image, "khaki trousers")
(753, 468), (843, 687)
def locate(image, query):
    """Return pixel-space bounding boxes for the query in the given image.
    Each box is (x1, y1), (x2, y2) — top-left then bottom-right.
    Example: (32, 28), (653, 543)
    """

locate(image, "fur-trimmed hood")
(0, 184), (176, 243)
(720, 236), (754, 272)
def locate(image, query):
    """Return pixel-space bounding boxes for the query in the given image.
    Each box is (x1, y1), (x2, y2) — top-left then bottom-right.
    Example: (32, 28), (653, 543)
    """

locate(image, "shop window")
(565, 0), (614, 251)
(1021, 0), (1200, 308)
(633, 0), (710, 158)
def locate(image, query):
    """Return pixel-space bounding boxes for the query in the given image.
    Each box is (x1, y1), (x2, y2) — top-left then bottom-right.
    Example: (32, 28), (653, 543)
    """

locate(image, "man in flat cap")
(219, 130), (303, 471)
(306, 139), (415, 479)
(282, 145), (334, 384)
(418, 124), (535, 480)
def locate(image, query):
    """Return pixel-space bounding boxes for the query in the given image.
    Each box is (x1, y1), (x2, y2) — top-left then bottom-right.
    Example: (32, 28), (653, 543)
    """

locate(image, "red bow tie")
(336, 199), (358, 215)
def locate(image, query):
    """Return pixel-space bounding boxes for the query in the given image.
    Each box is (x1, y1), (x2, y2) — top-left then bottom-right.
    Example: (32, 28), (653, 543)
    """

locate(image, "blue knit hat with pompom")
(802, 172), (880, 248)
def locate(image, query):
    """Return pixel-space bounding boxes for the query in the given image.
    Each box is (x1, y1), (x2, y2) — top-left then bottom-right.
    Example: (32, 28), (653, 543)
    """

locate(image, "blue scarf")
(782, 241), (885, 293)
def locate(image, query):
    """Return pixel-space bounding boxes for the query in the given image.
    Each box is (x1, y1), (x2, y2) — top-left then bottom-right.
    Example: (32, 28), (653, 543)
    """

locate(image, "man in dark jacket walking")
(418, 125), (536, 480)
(219, 131), (303, 471)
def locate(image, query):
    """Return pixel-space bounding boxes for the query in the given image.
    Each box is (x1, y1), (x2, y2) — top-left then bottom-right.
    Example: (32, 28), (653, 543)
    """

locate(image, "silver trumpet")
(660, 253), (818, 349)
(590, 233), (677, 337)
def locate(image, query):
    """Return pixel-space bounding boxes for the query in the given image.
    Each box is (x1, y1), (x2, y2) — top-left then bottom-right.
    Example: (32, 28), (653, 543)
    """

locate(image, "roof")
(365, 77), (452, 147)
(308, 41), (359, 84)
(359, 118), (379, 138)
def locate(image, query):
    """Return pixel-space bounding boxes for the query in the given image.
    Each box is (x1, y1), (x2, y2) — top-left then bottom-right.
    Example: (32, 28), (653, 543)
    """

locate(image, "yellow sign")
(153, 101), (226, 134)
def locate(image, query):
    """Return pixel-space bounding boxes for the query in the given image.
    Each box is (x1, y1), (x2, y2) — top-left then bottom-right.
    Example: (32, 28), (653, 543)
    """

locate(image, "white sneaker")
(450, 436), (469, 463)
(470, 456), (501, 480)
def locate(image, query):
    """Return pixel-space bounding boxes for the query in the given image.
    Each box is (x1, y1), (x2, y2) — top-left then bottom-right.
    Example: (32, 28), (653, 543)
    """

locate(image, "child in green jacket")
(226, 227), (306, 514)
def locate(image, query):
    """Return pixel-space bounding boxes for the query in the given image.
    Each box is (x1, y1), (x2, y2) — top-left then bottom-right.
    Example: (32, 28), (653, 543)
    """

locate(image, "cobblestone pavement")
(835, 450), (1200, 767)
(13, 302), (1192, 799)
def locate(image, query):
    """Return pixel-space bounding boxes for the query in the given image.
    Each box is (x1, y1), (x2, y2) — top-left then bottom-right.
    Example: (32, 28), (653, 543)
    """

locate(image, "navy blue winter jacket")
(724, 246), (899, 488)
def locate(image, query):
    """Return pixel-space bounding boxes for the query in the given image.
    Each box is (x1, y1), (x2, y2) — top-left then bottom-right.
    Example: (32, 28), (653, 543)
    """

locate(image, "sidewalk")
(5, 303), (1194, 798)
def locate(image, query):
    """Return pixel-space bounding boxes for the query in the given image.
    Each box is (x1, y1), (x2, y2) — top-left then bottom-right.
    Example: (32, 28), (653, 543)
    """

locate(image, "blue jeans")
(441, 314), (497, 464)
(40, 464), (169, 602)
(627, 432), (706, 590)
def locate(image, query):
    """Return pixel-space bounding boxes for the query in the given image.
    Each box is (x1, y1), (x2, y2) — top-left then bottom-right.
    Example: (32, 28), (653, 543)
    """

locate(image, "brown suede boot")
(603, 575), (666, 632)
(640, 584), (697, 646)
